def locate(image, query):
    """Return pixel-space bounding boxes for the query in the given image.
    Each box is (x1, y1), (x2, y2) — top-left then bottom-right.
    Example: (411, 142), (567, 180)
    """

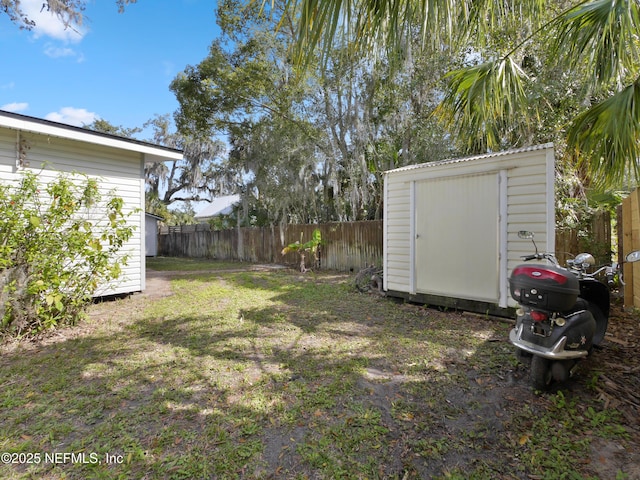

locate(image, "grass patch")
(0, 260), (635, 479)
(146, 256), (250, 271)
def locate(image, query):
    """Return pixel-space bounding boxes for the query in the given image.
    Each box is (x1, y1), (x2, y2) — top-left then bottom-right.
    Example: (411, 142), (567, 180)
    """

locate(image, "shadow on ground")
(0, 266), (638, 479)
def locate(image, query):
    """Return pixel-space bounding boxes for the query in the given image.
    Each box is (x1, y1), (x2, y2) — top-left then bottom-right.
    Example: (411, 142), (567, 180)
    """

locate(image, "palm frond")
(568, 78), (640, 187)
(437, 57), (530, 152)
(552, 0), (640, 85)
(285, 0), (352, 65)
(463, 0), (547, 45)
(286, 0), (549, 65)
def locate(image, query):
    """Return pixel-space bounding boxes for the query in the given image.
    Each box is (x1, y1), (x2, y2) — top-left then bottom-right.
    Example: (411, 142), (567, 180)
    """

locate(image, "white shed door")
(415, 173), (500, 302)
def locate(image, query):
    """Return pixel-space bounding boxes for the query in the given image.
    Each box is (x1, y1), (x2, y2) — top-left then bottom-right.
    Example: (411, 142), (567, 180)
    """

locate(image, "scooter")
(508, 231), (640, 390)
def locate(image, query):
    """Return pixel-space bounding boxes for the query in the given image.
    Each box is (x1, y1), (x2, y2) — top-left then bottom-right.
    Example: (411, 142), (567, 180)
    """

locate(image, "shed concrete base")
(385, 290), (515, 318)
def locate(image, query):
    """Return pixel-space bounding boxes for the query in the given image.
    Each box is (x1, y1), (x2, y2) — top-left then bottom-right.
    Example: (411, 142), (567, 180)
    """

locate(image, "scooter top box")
(509, 264), (580, 312)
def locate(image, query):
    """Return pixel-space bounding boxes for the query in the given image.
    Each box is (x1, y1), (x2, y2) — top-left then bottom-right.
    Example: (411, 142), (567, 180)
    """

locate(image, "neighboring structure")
(0, 110), (183, 295)
(194, 194), (240, 222)
(145, 213), (164, 257)
(383, 143), (555, 316)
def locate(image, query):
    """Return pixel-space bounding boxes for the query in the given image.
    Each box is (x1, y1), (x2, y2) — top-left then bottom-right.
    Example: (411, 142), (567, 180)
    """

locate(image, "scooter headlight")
(554, 317), (566, 327)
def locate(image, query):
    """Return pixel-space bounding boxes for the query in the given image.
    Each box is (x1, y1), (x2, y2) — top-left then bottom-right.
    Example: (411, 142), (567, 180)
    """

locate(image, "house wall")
(383, 144), (555, 312)
(0, 126), (145, 296)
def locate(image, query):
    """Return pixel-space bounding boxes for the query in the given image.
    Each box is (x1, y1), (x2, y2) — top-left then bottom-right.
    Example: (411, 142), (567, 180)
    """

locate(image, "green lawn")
(146, 256), (251, 271)
(0, 260), (635, 479)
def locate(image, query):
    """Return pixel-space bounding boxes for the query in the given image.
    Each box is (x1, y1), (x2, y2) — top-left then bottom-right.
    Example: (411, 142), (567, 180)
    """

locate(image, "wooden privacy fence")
(555, 211), (612, 267)
(158, 221), (383, 272)
(158, 214), (614, 285)
(621, 189), (640, 308)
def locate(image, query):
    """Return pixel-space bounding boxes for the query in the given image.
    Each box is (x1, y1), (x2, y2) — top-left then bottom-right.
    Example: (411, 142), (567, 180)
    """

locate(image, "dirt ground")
(146, 267), (640, 431)
(140, 268), (640, 479)
(4, 265), (639, 479)
(586, 302), (640, 479)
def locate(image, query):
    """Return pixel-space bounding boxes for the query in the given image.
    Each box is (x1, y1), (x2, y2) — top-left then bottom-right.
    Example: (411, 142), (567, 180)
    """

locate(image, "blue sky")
(0, 0), (220, 138)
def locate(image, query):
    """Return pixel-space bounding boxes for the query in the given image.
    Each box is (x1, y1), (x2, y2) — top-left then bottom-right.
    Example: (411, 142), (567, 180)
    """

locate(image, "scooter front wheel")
(530, 355), (553, 391)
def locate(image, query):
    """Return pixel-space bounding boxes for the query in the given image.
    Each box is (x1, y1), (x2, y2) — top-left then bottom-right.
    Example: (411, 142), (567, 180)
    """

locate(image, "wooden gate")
(621, 189), (640, 308)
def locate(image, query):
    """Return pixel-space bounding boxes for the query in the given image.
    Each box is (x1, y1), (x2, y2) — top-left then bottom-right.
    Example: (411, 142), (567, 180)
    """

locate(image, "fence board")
(555, 211), (611, 267)
(159, 213), (613, 287)
(623, 195), (633, 307)
(158, 221), (383, 272)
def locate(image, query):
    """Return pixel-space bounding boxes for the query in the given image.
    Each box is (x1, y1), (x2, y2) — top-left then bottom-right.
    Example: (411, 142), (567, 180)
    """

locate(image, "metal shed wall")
(145, 214), (163, 257)
(383, 144), (555, 314)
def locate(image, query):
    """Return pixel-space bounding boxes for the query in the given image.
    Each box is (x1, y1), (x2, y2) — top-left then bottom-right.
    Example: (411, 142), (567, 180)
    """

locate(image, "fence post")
(237, 221), (244, 261)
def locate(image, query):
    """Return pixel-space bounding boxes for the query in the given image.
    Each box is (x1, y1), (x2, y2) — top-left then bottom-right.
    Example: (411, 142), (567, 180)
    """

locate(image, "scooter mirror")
(625, 250), (640, 263)
(518, 230), (534, 239)
(574, 253), (595, 266)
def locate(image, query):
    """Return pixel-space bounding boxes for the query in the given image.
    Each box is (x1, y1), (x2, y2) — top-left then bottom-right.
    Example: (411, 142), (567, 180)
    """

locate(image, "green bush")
(0, 170), (134, 337)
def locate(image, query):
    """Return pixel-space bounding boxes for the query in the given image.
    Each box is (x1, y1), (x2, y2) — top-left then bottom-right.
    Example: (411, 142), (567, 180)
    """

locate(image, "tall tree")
(303, 44), (454, 221)
(172, 0), (328, 225)
(85, 117), (228, 211)
(172, 0), (454, 224)
(84, 118), (142, 139)
(287, 0), (640, 187)
(143, 114), (229, 206)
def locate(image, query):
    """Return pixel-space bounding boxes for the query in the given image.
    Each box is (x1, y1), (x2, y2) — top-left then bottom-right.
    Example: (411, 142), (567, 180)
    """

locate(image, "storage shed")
(383, 143), (555, 316)
(145, 213), (164, 257)
(0, 111), (183, 295)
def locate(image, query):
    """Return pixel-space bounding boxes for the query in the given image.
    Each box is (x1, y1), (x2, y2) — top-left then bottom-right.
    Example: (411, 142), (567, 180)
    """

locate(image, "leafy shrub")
(281, 228), (323, 272)
(0, 170), (134, 337)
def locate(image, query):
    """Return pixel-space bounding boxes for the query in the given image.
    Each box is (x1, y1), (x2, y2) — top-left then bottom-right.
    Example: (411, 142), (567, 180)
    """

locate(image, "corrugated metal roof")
(385, 143), (554, 174)
(194, 194), (241, 219)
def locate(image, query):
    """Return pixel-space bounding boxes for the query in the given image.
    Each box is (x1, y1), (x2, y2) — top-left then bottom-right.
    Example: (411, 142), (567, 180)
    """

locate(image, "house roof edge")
(0, 110), (183, 159)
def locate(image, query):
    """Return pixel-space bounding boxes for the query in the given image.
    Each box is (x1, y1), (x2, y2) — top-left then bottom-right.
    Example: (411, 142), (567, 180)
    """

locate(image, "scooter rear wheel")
(530, 355), (553, 391)
(588, 303), (607, 346)
(516, 348), (532, 365)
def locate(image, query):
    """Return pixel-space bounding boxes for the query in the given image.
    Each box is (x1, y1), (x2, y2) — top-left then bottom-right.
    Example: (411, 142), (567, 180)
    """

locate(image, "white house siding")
(0, 126), (143, 296)
(383, 144), (554, 312)
(0, 112), (182, 296)
(0, 128), (17, 176)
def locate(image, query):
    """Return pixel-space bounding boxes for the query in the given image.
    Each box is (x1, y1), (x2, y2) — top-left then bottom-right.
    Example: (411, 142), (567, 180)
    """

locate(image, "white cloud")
(43, 43), (85, 62)
(21, 0), (87, 42)
(1, 82), (16, 90)
(45, 107), (99, 127)
(1, 102), (29, 113)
